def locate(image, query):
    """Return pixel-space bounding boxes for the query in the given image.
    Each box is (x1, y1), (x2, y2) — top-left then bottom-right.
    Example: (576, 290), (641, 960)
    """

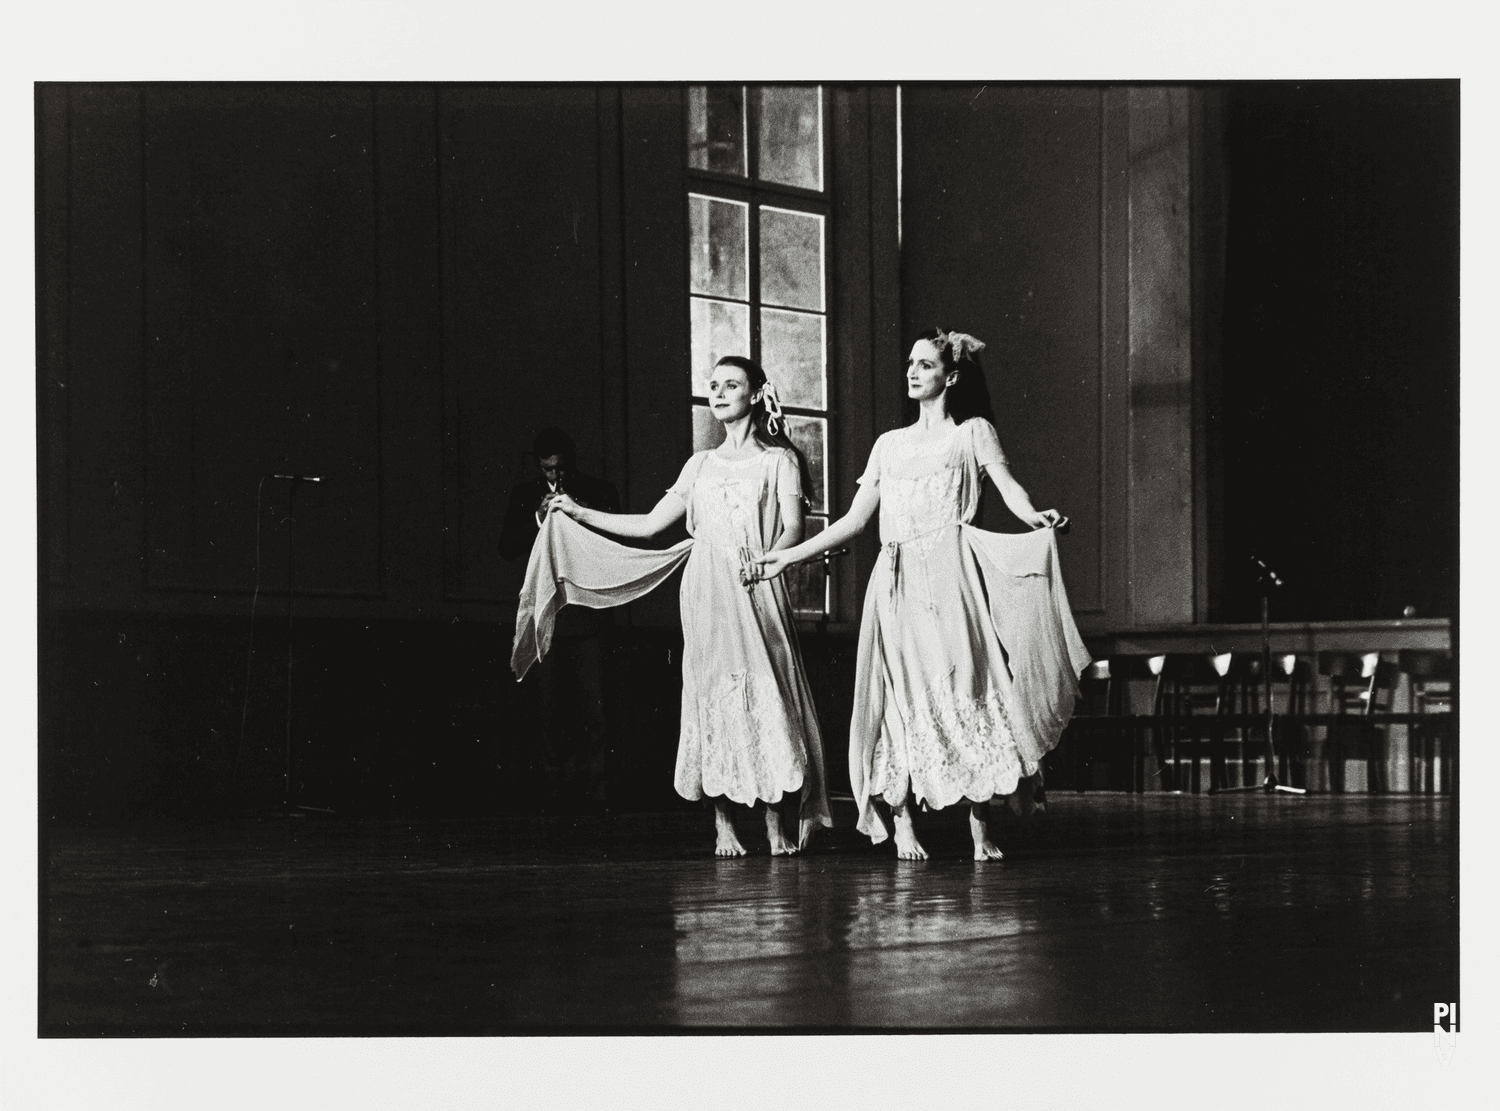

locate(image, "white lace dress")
(511, 446), (831, 830)
(848, 418), (1090, 842)
(669, 448), (831, 824)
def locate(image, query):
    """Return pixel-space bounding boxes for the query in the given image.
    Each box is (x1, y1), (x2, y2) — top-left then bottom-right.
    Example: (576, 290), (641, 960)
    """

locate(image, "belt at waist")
(880, 523), (961, 602)
(694, 539), (768, 590)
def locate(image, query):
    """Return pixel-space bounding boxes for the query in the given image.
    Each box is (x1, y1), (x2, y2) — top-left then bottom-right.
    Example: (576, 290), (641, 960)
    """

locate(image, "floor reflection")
(670, 856), (1037, 1026)
(43, 796), (1457, 1033)
(670, 857), (853, 1026)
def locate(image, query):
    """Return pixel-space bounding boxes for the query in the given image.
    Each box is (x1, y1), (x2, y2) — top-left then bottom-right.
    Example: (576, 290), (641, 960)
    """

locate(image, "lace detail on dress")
(882, 466), (964, 542)
(693, 476), (761, 546)
(677, 670), (808, 806)
(870, 685), (1031, 809)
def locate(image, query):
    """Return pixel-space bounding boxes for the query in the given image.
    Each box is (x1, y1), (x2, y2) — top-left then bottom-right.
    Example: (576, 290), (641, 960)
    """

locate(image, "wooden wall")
(39, 85), (694, 622)
(900, 85), (1207, 633)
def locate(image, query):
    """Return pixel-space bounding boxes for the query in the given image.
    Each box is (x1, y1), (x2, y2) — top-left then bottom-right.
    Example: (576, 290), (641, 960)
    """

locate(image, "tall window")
(686, 85), (832, 616)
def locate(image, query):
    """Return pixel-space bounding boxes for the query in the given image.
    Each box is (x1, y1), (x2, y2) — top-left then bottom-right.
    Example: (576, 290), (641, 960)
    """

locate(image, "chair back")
(1398, 650), (1451, 682)
(1399, 649), (1453, 713)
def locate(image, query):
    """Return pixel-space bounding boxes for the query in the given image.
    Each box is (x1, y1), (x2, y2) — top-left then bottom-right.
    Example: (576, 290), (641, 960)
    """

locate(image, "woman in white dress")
(538, 356), (831, 856)
(754, 328), (1089, 860)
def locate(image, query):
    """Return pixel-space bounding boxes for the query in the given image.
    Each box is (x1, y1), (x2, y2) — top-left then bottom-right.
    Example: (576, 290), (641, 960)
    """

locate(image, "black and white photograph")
(4, 2), (1492, 1107)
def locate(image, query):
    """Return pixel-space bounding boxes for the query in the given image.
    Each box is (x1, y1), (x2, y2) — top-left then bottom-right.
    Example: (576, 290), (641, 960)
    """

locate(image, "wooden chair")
(1398, 649), (1454, 795)
(1149, 653), (1240, 793)
(1063, 656), (1154, 792)
(1319, 652), (1398, 793)
(1213, 651), (1273, 790)
(1270, 654), (1314, 789)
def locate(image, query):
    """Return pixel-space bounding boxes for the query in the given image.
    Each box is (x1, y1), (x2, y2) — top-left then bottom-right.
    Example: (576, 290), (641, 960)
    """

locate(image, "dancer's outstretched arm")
(773, 492), (805, 551)
(981, 462), (1065, 530)
(549, 491), (686, 540)
(752, 483), (880, 580)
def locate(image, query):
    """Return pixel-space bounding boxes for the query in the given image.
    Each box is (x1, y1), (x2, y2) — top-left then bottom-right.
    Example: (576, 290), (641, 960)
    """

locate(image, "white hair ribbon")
(944, 331), (986, 362)
(761, 379), (786, 437)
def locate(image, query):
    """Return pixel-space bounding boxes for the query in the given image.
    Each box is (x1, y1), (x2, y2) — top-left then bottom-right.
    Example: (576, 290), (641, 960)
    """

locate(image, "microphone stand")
(1217, 556), (1306, 795)
(266, 474), (334, 816)
(816, 547), (851, 637)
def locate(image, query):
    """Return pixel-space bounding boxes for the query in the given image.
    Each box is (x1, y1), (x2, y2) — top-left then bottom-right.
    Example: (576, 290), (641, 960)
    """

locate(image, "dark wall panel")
(1220, 82), (1459, 621)
(830, 87), (903, 620)
(38, 86), (71, 585)
(438, 87), (605, 602)
(143, 86), (383, 596)
(373, 86), (445, 608)
(830, 88), (875, 619)
(901, 86), (1105, 613)
(66, 86), (148, 599)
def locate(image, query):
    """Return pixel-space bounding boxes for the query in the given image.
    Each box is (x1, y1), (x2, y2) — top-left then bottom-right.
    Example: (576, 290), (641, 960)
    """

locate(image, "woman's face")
(906, 339), (955, 401)
(708, 363), (760, 424)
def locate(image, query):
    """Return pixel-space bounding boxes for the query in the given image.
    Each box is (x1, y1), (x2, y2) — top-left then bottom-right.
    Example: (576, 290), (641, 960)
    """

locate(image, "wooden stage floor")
(41, 794), (1456, 1034)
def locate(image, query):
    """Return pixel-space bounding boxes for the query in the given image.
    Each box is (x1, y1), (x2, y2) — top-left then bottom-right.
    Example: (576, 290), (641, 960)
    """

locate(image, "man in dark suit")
(499, 427), (621, 561)
(501, 427), (620, 809)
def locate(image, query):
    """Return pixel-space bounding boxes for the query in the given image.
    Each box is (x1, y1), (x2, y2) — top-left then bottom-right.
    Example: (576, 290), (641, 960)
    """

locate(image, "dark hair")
(910, 325), (995, 426)
(532, 426), (576, 464)
(714, 355), (816, 506)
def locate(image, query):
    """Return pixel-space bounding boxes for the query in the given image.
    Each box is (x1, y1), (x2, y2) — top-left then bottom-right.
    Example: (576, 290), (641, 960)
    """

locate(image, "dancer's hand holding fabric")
(547, 492), (581, 520)
(1023, 508), (1066, 530)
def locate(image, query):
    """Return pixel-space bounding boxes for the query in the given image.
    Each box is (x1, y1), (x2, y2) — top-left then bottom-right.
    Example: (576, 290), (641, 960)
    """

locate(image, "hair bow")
(761, 380), (785, 437)
(943, 331), (986, 362)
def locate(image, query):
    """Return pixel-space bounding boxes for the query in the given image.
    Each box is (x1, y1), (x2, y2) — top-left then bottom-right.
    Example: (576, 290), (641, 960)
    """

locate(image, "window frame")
(685, 84), (836, 617)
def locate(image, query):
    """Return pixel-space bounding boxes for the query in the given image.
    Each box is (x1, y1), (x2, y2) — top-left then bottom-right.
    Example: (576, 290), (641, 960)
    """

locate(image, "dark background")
(1219, 81), (1459, 622)
(36, 82), (1458, 821)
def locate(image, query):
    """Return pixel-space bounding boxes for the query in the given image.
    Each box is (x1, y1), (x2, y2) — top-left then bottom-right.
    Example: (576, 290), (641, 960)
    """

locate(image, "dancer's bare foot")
(714, 800), (747, 857)
(892, 804), (928, 860)
(970, 804), (1004, 861)
(797, 818), (818, 853)
(766, 804), (798, 855)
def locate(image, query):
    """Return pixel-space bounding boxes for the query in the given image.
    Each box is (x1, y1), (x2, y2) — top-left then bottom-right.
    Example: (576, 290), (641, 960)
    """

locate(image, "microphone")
(1250, 555), (1283, 587)
(269, 474), (323, 483)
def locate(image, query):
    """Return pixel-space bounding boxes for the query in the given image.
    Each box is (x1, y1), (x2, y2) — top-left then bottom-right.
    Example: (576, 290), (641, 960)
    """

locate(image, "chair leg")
(1152, 678), (1171, 792)
(1408, 718), (1420, 794)
(1329, 719), (1344, 794)
(1425, 723), (1435, 797)
(1208, 720), (1224, 792)
(1190, 715), (1201, 794)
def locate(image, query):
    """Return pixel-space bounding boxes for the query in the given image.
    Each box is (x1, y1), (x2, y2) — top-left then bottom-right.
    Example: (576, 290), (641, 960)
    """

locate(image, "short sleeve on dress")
(773, 448), (803, 502)
(668, 452), (705, 503)
(968, 418), (1009, 469)
(856, 434), (887, 488)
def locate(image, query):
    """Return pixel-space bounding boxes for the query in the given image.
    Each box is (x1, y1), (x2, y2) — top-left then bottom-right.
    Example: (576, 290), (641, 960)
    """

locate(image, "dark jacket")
(499, 471), (621, 562)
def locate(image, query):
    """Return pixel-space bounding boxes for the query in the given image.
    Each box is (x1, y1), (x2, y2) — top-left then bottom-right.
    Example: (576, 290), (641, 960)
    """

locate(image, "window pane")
(757, 86), (822, 190)
(760, 308), (825, 410)
(785, 414), (827, 513)
(689, 194), (747, 300)
(691, 403), (726, 453)
(759, 206), (824, 311)
(690, 298), (750, 396)
(786, 515), (827, 615)
(688, 85), (746, 176)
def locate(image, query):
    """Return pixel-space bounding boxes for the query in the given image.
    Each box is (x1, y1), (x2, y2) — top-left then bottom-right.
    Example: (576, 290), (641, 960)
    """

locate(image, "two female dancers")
(513, 356), (831, 856)
(754, 328), (1089, 860)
